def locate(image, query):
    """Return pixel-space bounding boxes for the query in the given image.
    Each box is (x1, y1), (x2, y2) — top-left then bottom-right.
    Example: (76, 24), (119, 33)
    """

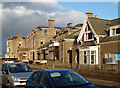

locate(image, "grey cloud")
(2, 3), (85, 56)
(2, 2), (67, 12)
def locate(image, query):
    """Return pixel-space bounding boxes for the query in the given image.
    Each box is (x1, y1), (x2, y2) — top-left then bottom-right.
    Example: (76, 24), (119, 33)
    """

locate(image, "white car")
(5, 60), (14, 63)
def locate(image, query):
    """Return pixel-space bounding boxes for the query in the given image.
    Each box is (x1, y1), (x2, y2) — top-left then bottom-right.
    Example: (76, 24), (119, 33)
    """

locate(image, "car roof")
(36, 69), (72, 73)
(4, 62), (26, 65)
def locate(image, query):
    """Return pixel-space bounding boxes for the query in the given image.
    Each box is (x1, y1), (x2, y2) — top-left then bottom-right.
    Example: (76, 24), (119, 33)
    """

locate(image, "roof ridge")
(88, 17), (111, 21)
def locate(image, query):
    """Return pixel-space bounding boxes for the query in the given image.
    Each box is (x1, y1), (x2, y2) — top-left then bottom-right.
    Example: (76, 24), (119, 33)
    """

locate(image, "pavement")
(82, 74), (119, 88)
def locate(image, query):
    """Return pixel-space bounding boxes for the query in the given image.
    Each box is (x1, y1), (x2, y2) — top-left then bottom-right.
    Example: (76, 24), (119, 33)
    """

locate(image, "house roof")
(38, 42), (51, 49)
(100, 35), (120, 43)
(110, 18), (120, 26)
(8, 36), (25, 40)
(80, 41), (96, 47)
(88, 18), (111, 35)
(65, 29), (81, 39)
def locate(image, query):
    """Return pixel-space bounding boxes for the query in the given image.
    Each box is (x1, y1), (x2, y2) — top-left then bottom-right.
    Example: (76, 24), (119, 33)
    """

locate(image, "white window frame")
(110, 25), (120, 36)
(84, 26), (94, 41)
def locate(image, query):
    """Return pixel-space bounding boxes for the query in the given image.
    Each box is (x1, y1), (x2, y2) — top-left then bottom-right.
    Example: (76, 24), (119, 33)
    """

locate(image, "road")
(0, 62), (119, 88)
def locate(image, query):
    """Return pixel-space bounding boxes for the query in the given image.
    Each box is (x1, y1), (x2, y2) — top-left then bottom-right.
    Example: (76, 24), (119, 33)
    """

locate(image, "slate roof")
(38, 42), (51, 49)
(8, 36), (26, 40)
(80, 41), (96, 47)
(100, 18), (120, 43)
(65, 29), (81, 39)
(88, 18), (111, 35)
(110, 18), (120, 26)
(100, 35), (120, 43)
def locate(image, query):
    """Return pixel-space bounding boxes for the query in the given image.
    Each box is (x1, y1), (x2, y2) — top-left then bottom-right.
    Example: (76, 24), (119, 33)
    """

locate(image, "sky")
(0, 1), (119, 57)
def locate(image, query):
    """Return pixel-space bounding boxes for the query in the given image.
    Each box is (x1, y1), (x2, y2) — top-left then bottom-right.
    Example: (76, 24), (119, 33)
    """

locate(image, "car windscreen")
(50, 71), (89, 87)
(8, 64), (32, 73)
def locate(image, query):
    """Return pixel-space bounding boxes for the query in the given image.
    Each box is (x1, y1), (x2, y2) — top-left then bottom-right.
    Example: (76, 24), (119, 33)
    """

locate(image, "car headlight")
(11, 76), (18, 81)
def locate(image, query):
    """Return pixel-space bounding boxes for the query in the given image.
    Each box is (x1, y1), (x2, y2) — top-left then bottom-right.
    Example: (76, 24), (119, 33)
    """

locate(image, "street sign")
(115, 54), (120, 60)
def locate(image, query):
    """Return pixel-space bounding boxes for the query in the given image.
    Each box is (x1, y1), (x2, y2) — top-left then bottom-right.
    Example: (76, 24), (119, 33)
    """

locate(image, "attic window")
(111, 27), (120, 36)
(88, 33), (93, 39)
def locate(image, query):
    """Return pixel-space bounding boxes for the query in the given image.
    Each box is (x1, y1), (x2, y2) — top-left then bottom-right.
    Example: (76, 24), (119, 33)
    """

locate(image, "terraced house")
(5, 12), (120, 70)
(5, 18), (61, 61)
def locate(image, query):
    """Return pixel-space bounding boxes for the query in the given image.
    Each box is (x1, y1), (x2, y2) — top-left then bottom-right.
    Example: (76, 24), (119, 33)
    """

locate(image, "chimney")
(95, 15), (97, 18)
(86, 12), (94, 18)
(67, 23), (72, 27)
(18, 32), (22, 38)
(48, 17), (55, 28)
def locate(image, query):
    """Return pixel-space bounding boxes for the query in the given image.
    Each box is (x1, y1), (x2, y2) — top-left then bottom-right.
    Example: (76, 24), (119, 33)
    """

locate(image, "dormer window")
(110, 27), (120, 36)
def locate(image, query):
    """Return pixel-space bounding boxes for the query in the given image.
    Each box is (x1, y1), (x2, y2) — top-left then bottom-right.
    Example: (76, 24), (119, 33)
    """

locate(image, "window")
(116, 28), (120, 34)
(84, 25), (93, 41)
(40, 72), (51, 88)
(23, 53), (27, 59)
(84, 51), (87, 64)
(112, 29), (115, 35)
(8, 48), (10, 52)
(14, 56), (16, 58)
(19, 42), (21, 46)
(88, 33), (93, 39)
(105, 53), (117, 64)
(79, 51), (90, 64)
(91, 51), (96, 64)
(32, 72), (42, 84)
(40, 42), (43, 45)
(40, 39), (43, 45)
(56, 30), (59, 34)
(111, 27), (120, 36)
(44, 30), (47, 35)
(8, 41), (10, 46)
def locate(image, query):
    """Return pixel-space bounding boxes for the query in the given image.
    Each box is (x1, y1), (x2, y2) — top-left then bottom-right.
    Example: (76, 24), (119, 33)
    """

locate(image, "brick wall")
(100, 41), (120, 64)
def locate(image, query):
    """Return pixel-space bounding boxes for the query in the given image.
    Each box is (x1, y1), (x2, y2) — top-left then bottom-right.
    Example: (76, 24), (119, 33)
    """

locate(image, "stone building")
(5, 18), (61, 61)
(37, 22), (83, 65)
(5, 33), (26, 60)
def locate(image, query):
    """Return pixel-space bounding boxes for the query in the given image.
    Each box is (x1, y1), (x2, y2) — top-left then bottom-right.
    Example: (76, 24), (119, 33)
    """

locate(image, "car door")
(27, 71), (42, 88)
(39, 72), (52, 88)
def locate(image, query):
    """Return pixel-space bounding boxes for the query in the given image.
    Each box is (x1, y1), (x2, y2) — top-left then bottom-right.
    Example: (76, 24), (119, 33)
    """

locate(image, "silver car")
(2, 62), (33, 87)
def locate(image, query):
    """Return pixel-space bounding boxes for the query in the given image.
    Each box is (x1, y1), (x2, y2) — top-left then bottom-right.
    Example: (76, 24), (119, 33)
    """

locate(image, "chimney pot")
(95, 15), (97, 18)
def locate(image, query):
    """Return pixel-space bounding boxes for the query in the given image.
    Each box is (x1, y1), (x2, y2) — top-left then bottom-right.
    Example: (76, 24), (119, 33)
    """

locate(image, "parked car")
(26, 69), (96, 88)
(5, 60), (14, 63)
(2, 62), (33, 87)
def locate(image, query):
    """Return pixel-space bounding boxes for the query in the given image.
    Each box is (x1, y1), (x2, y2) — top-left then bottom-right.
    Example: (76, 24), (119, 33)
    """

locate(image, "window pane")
(91, 55), (94, 64)
(88, 33), (93, 39)
(112, 29), (115, 35)
(116, 28), (120, 34)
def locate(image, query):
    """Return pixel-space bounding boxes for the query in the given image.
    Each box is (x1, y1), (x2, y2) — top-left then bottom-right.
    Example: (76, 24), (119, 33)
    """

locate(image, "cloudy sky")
(0, 1), (119, 57)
